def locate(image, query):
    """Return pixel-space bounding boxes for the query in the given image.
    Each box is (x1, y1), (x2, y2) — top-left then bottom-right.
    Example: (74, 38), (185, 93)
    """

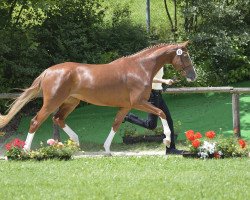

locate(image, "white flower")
(198, 152), (208, 159)
(201, 141), (216, 154)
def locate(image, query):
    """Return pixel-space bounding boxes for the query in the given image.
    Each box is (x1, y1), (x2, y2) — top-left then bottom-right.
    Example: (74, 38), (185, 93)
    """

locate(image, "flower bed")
(183, 130), (248, 159)
(5, 138), (79, 161)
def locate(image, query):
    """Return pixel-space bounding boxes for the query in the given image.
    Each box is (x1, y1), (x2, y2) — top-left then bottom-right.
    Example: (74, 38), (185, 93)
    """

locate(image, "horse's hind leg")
(24, 105), (57, 150)
(53, 97), (80, 145)
(104, 108), (130, 154)
(133, 101), (171, 148)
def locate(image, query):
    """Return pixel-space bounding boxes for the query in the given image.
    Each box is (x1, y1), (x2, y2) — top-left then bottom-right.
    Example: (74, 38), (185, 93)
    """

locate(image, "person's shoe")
(166, 148), (185, 155)
(123, 113), (138, 123)
(127, 113), (138, 119)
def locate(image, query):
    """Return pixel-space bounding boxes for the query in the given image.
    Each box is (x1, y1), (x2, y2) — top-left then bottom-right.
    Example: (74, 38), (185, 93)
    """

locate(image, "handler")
(124, 67), (184, 155)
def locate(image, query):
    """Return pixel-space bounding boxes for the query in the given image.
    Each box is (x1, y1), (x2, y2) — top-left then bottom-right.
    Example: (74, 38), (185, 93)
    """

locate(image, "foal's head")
(171, 41), (197, 82)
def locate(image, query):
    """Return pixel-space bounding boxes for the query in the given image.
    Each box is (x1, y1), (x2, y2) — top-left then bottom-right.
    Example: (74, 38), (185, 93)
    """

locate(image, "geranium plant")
(185, 130), (248, 159)
(5, 138), (29, 160)
(30, 139), (79, 161)
(5, 138), (79, 161)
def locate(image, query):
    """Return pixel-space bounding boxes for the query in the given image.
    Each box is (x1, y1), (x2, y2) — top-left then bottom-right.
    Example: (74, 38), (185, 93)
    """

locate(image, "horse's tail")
(0, 70), (47, 128)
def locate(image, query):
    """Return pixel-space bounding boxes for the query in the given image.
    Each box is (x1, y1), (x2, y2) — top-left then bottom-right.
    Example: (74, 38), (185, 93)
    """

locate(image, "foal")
(0, 41), (196, 153)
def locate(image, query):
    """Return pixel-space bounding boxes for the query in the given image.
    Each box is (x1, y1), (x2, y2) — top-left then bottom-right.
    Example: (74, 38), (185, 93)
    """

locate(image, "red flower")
(238, 139), (246, 148)
(194, 132), (202, 139)
(214, 152), (221, 159)
(12, 138), (25, 148)
(5, 143), (12, 151)
(192, 139), (201, 148)
(205, 131), (216, 139)
(186, 130), (195, 141)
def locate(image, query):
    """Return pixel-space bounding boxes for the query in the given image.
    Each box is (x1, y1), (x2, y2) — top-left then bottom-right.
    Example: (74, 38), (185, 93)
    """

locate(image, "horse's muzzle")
(186, 70), (197, 82)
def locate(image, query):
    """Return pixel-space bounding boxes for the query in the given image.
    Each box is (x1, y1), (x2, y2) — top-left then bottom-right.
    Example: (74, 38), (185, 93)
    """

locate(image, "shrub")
(0, 0), (149, 97)
(185, 130), (248, 158)
(5, 138), (79, 161)
(5, 138), (29, 160)
(183, 0), (250, 85)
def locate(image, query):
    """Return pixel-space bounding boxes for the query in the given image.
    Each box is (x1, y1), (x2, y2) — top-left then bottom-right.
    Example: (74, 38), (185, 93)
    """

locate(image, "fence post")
(232, 93), (241, 137)
(52, 111), (61, 141)
(146, 0), (150, 33)
(53, 123), (61, 141)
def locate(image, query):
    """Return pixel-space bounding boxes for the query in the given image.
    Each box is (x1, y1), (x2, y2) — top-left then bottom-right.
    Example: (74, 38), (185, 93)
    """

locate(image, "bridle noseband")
(175, 48), (193, 73)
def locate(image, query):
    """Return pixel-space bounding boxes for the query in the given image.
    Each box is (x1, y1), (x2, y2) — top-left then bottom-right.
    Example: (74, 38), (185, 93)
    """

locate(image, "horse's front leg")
(104, 108), (130, 154)
(133, 101), (171, 147)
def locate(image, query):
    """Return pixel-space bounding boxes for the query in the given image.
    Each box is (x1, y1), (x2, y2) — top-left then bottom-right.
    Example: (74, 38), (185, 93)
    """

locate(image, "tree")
(163, 0), (178, 40)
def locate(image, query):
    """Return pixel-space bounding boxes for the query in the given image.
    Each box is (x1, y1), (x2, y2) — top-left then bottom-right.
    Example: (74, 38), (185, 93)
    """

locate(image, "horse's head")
(172, 41), (197, 82)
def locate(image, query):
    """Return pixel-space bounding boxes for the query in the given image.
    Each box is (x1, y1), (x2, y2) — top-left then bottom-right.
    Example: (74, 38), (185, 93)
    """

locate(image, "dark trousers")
(126, 90), (176, 149)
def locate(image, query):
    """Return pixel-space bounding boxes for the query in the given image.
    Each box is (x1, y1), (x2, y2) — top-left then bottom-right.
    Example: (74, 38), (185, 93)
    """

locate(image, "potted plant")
(122, 124), (164, 144)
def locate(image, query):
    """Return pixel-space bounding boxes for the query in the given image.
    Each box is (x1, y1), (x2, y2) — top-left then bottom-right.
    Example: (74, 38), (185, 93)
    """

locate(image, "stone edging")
(0, 151), (167, 160)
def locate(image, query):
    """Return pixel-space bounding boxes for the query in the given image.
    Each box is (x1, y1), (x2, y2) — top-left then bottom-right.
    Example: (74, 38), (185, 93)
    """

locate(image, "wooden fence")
(1, 87), (250, 138)
(163, 87), (250, 137)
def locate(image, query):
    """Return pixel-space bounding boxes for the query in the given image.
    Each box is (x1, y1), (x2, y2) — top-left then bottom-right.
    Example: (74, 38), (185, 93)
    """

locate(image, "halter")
(175, 48), (193, 73)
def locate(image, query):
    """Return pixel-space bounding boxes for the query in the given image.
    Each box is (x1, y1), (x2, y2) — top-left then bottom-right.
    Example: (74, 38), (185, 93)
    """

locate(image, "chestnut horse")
(0, 41), (196, 153)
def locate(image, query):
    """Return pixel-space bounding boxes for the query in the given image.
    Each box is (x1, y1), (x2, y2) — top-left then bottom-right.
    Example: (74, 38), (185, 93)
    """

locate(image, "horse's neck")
(111, 45), (176, 78)
(139, 45), (176, 77)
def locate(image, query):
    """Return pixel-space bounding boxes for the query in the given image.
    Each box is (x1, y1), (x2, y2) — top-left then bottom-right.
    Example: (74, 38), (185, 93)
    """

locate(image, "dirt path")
(73, 150), (166, 158)
(0, 150), (167, 160)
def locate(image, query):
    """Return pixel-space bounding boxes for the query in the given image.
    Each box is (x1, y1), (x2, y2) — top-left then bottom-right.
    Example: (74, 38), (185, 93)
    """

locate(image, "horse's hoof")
(23, 145), (30, 152)
(163, 138), (170, 148)
(104, 152), (112, 156)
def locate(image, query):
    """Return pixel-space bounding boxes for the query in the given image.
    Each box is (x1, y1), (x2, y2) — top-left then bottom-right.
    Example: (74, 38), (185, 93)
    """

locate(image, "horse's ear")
(181, 41), (190, 47)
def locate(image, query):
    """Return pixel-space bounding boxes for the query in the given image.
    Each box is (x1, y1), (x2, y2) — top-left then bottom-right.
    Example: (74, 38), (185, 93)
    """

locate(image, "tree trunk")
(8, 0), (18, 22)
(164, 0), (174, 31)
(15, 5), (24, 25)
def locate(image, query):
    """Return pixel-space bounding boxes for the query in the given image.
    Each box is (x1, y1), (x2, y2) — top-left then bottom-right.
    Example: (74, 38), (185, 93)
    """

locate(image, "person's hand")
(164, 79), (174, 85)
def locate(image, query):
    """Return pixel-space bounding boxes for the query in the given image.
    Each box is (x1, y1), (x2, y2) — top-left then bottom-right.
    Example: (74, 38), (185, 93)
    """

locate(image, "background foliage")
(0, 0), (249, 94)
(0, 0), (148, 94)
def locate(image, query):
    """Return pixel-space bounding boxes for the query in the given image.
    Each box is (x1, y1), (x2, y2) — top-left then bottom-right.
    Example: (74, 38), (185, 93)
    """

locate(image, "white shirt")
(152, 68), (164, 90)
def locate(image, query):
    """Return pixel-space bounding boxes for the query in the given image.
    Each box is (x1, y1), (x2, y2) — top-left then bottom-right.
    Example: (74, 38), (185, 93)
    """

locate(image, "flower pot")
(182, 152), (199, 158)
(123, 134), (165, 144)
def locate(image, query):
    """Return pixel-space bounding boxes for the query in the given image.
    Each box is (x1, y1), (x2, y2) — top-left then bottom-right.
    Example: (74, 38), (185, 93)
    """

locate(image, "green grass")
(0, 156), (249, 200)
(102, 0), (174, 31)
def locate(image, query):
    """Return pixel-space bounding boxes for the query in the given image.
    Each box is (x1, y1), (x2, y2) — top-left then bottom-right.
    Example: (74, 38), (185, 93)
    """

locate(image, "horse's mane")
(124, 43), (176, 58)
(110, 43), (176, 63)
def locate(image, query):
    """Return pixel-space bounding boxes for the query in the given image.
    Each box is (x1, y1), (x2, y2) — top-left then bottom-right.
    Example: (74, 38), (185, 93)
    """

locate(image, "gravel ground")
(0, 150), (167, 160)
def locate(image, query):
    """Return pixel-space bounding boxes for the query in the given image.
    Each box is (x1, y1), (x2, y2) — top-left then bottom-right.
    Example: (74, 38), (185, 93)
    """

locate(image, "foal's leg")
(133, 101), (171, 147)
(24, 105), (56, 151)
(53, 97), (80, 145)
(104, 108), (130, 154)
(24, 88), (72, 150)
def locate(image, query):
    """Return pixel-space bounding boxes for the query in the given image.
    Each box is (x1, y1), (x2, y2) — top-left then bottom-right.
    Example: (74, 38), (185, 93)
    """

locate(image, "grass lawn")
(102, 0), (173, 30)
(0, 156), (249, 200)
